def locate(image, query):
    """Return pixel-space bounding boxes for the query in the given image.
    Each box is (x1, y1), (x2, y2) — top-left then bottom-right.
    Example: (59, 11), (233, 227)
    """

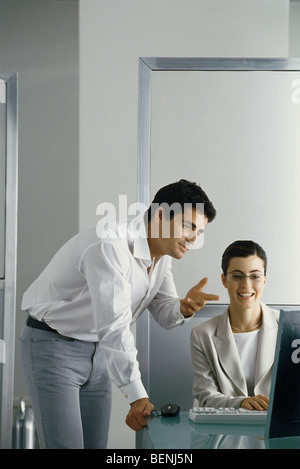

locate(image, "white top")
(22, 215), (190, 403)
(233, 329), (261, 396)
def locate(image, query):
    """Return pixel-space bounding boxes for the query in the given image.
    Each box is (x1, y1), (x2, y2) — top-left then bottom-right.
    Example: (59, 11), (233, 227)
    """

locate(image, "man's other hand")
(125, 398), (155, 431)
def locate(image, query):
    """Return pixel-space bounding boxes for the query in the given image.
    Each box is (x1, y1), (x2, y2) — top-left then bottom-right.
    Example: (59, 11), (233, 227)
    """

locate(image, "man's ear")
(154, 207), (164, 223)
(148, 207), (163, 239)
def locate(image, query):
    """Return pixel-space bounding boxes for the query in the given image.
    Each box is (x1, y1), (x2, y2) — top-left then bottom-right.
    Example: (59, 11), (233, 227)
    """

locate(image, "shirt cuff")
(173, 299), (194, 323)
(120, 379), (149, 404)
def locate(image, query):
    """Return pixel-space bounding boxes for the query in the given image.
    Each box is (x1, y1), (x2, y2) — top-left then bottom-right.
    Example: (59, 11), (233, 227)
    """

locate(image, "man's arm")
(81, 242), (148, 404)
(148, 261), (219, 327)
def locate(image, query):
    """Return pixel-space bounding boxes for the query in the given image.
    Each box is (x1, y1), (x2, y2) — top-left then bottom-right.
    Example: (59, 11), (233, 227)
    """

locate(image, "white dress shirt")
(22, 215), (190, 403)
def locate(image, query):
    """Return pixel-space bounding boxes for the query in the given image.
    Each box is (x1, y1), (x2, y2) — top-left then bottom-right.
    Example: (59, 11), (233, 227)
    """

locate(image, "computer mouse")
(161, 403), (180, 417)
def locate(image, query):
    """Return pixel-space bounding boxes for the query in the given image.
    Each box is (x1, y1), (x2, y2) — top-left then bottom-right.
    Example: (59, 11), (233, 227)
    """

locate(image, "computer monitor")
(265, 309), (300, 439)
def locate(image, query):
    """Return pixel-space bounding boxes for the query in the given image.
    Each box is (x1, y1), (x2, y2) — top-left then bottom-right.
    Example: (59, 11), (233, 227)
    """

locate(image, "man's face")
(156, 206), (208, 259)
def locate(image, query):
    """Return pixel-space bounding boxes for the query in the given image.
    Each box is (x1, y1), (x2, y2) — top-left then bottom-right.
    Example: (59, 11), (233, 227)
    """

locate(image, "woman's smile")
(237, 292), (255, 298)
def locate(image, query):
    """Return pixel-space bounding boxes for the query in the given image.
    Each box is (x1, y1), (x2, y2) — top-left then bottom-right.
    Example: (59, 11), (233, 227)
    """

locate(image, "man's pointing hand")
(180, 277), (220, 317)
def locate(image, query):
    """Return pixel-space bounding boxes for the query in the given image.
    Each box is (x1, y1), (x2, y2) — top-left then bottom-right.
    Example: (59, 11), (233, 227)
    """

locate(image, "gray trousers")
(19, 325), (112, 449)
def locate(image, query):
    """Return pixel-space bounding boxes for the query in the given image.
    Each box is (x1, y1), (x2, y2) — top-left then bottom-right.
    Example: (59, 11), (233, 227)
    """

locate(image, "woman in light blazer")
(190, 240), (279, 411)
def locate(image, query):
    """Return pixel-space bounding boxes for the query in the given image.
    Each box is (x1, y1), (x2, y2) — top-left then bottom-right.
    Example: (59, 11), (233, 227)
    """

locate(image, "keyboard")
(189, 407), (267, 424)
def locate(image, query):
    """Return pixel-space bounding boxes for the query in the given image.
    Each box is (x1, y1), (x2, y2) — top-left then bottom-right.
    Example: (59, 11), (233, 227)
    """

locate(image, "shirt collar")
(128, 214), (152, 266)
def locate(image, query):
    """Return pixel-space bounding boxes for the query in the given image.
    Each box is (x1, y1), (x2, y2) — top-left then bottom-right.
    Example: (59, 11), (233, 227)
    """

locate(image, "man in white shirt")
(20, 179), (218, 448)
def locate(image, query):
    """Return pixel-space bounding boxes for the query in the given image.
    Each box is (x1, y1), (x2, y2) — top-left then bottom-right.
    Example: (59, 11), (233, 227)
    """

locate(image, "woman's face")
(221, 255), (267, 311)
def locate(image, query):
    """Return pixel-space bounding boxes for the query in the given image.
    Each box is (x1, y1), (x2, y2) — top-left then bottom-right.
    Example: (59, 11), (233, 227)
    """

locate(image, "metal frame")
(136, 57), (300, 446)
(0, 73), (18, 449)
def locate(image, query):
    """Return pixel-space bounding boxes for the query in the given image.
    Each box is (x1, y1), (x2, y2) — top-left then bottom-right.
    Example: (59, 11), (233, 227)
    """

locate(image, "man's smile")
(178, 242), (188, 253)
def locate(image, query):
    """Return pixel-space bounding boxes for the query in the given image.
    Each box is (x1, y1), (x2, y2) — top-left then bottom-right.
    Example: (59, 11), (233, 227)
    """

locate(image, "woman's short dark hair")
(221, 240), (267, 275)
(146, 179), (216, 223)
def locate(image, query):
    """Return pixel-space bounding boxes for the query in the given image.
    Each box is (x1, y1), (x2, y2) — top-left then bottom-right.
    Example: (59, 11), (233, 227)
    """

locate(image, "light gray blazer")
(190, 303), (280, 408)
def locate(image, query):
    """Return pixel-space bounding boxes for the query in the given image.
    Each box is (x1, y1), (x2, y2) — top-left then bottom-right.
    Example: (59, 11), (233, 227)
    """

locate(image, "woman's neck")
(229, 304), (262, 333)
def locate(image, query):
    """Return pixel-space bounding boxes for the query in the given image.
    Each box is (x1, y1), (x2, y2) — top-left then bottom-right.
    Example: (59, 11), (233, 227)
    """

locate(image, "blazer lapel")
(255, 303), (279, 389)
(213, 310), (248, 396)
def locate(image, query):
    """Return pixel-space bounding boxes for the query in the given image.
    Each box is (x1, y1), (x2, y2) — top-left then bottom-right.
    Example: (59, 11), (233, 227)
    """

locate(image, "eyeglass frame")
(225, 271), (266, 283)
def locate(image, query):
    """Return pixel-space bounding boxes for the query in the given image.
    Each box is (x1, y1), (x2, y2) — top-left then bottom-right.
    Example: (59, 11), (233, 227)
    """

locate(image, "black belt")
(26, 316), (59, 334)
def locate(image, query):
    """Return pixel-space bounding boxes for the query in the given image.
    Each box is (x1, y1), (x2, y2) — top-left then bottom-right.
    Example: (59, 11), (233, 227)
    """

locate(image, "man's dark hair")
(146, 179), (216, 222)
(221, 240), (267, 275)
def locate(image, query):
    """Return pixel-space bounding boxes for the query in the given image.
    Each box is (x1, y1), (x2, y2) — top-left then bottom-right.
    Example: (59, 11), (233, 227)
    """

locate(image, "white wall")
(0, 0), (297, 452)
(290, 1), (300, 55)
(0, 0), (79, 400)
(80, 0), (289, 449)
(150, 70), (300, 304)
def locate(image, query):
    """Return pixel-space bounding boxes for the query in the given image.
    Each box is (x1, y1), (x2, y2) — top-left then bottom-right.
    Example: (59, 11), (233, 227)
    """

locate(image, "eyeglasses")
(182, 223), (203, 240)
(226, 272), (265, 283)
(182, 223), (205, 249)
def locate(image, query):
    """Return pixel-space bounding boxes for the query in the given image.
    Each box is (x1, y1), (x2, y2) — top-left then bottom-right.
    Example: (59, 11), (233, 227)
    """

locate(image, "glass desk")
(141, 412), (300, 449)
